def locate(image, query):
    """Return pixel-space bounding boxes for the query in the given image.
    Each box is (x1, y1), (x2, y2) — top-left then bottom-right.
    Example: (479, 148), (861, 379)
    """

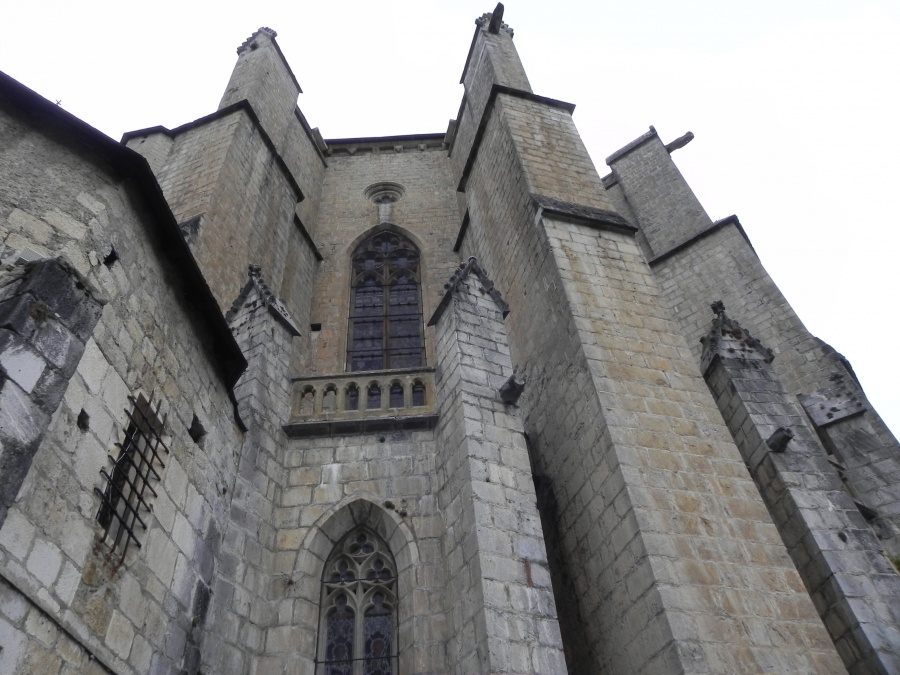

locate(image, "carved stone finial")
(475, 4), (514, 36)
(700, 301), (774, 373)
(428, 256), (511, 326)
(488, 3), (505, 33)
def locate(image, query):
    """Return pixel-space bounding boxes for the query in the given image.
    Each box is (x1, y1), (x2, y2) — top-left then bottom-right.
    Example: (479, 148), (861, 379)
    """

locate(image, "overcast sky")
(2, 0), (898, 436)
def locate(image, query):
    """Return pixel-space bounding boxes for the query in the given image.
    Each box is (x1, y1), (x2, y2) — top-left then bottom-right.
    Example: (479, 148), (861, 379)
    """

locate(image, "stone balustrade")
(283, 368), (438, 437)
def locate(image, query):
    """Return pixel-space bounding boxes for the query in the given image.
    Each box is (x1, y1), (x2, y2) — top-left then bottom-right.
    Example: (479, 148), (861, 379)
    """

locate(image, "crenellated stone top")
(700, 300), (774, 374)
(236, 27), (278, 55)
(428, 256), (510, 327)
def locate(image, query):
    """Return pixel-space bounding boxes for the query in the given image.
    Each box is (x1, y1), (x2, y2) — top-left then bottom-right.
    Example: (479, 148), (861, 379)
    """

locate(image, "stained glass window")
(348, 232), (424, 371)
(318, 528), (397, 675)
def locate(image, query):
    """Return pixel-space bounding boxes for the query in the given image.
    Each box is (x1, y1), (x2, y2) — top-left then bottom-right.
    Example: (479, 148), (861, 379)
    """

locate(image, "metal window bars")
(95, 393), (169, 560)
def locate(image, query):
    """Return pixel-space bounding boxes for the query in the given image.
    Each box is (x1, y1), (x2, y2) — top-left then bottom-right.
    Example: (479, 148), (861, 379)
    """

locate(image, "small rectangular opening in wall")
(188, 413), (207, 445)
(103, 246), (119, 267)
(310, 323), (322, 332)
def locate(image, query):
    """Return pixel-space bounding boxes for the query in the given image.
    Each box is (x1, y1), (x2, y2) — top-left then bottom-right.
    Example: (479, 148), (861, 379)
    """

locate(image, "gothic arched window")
(348, 231), (424, 372)
(317, 528), (397, 675)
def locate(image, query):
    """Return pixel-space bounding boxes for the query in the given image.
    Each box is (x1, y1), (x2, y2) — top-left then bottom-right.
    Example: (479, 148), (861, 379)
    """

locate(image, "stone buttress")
(430, 257), (565, 674)
(4, 6), (900, 675)
(449, 7), (848, 672)
(701, 303), (900, 674)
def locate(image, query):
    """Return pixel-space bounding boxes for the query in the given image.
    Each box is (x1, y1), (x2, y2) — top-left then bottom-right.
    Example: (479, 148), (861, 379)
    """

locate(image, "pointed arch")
(318, 527), (397, 674)
(347, 229), (424, 371)
(296, 499), (420, 675)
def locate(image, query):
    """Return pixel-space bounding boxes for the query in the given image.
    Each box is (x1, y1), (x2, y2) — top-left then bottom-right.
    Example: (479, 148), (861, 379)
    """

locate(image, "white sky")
(2, 0), (898, 436)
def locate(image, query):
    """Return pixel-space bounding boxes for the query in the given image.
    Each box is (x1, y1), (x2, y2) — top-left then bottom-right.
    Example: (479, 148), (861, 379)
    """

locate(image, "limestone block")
(76, 339), (108, 396)
(0, 338), (45, 393)
(25, 539), (62, 586)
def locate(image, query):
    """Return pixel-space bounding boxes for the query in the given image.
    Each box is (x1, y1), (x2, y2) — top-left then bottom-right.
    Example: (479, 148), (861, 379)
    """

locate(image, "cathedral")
(1, 5), (899, 674)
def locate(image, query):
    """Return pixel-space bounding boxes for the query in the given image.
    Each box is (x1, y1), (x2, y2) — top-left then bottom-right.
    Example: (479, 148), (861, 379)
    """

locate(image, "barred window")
(317, 528), (397, 675)
(347, 231), (424, 371)
(95, 393), (168, 560)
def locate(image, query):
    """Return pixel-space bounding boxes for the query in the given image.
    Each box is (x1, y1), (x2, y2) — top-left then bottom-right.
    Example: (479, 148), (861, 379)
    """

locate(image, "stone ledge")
(648, 215), (754, 267)
(532, 194), (636, 234)
(283, 414), (439, 438)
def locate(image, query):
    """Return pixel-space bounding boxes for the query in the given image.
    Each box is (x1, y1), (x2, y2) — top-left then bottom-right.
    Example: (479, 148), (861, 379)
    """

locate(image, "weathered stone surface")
(0, 8), (897, 675)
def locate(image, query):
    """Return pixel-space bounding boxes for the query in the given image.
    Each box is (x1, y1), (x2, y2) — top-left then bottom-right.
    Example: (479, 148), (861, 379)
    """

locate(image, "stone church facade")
(1, 6), (899, 674)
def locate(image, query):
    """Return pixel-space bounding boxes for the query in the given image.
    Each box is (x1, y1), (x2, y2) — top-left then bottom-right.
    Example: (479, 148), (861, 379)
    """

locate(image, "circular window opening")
(364, 182), (405, 205)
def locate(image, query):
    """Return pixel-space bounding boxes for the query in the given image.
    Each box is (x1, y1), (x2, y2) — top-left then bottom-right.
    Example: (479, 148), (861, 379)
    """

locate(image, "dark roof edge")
(532, 194), (636, 235)
(605, 126), (659, 165)
(294, 215), (323, 261)
(648, 215), (755, 267)
(324, 132), (447, 146)
(293, 107), (328, 166)
(453, 210), (470, 253)
(460, 23), (484, 85)
(0, 69), (247, 388)
(267, 33), (304, 96)
(122, 100), (305, 202)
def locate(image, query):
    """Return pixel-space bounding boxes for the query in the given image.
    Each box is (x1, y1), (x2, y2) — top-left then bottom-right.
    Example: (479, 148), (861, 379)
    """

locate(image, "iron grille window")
(317, 528), (398, 675)
(95, 393), (168, 559)
(348, 231), (424, 371)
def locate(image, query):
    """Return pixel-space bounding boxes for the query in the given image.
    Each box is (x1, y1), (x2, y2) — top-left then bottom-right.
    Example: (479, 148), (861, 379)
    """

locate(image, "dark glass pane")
(346, 387), (359, 411)
(353, 354), (384, 372)
(389, 285), (417, 307)
(390, 352), (423, 369)
(390, 320), (421, 340)
(389, 383), (403, 408)
(412, 382), (425, 407)
(367, 385), (381, 410)
(350, 533), (374, 555)
(366, 558), (392, 582)
(353, 286), (384, 317)
(364, 594), (393, 675)
(330, 559), (353, 583)
(325, 596), (354, 673)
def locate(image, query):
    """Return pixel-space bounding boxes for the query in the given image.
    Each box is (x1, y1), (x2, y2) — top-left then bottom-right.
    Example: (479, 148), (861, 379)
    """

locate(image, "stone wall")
(451, 16), (847, 673)
(608, 135), (900, 580)
(274, 430), (447, 674)
(0, 93), (245, 674)
(126, 108), (320, 330)
(304, 145), (461, 375)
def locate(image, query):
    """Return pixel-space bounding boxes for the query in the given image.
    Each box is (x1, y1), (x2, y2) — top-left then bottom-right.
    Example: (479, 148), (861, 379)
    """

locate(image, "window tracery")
(318, 529), (397, 675)
(347, 231), (424, 372)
